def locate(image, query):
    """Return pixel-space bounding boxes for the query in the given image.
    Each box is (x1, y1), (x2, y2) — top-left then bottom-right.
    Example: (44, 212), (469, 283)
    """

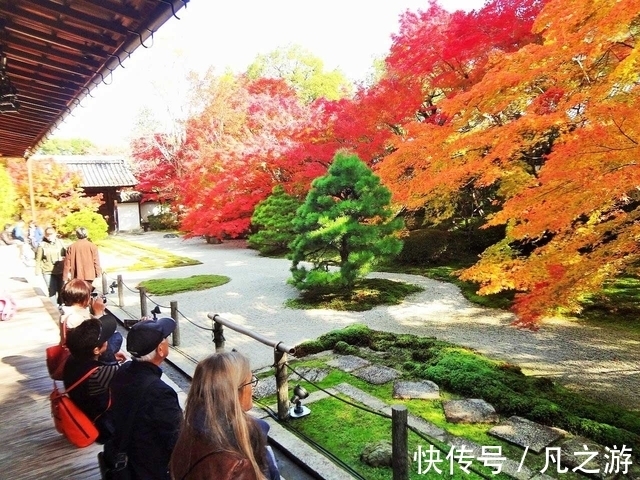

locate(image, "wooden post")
(170, 300), (179, 346)
(117, 275), (124, 307)
(213, 321), (225, 352)
(275, 350), (289, 421)
(392, 405), (408, 480)
(139, 286), (148, 318)
(101, 272), (108, 296)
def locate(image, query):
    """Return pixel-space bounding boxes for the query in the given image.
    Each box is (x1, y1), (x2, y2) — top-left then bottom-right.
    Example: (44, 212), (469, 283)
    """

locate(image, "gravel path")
(103, 232), (640, 411)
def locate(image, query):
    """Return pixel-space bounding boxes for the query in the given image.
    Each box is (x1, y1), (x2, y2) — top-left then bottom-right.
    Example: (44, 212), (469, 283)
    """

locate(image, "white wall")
(140, 202), (160, 222)
(117, 203), (141, 231)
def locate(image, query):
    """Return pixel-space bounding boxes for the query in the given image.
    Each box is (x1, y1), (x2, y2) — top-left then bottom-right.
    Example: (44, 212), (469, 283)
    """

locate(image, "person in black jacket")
(63, 316), (121, 443)
(106, 318), (182, 480)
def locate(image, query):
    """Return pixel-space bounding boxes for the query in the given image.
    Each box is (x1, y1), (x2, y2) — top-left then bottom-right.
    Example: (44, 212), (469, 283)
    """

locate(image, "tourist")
(170, 351), (279, 480)
(1, 223), (27, 261)
(59, 279), (123, 363)
(105, 318), (182, 480)
(35, 226), (66, 305)
(63, 316), (123, 443)
(63, 226), (101, 287)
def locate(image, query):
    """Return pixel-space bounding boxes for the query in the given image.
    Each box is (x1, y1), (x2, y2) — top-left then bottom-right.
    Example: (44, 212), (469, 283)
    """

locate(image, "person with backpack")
(63, 316), (124, 443)
(35, 227), (66, 305)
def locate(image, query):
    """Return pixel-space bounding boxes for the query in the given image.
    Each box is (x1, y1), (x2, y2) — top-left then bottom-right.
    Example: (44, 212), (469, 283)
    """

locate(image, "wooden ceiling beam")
(11, 70), (80, 93)
(10, 58), (87, 87)
(16, 0), (131, 37)
(11, 78), (77, 100)
(0, 122), (40, 133)
(17, 99), (62, 115)
(3, 4), (120, 48)
(78, 0), (142, 23)
(0, 128), (41, 139)
(5, 21), (108, 61)
(17, 90), (72, 109)
(5, 45), (95, 78)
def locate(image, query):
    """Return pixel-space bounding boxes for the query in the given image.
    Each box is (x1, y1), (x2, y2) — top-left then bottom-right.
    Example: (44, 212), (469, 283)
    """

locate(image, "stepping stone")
(327, 354), (370, 372)
(489, 416), (565, 454)
(559, 437), (615, 480)
(289, 367), (329, 383)
(252, 368), (329, 400)
(443, 399), (498, 424)
(352, 365), (402, 385)
(253, 376), (277, 399)
(393, 380), (440, 399)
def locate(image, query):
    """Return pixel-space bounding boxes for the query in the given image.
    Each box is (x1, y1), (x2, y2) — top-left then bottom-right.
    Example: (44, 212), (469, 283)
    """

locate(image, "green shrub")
(294, 340), (325, 357)
(397, 225), (506, 266)
(147, 211), (179, 231)
(58, 209), (108, 242)
(334, 341), (359, 355)
(317, 324), (373, 349)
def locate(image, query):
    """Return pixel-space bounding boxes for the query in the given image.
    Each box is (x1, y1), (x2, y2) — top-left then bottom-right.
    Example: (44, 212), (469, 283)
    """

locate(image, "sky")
(52, 0), (486, 147)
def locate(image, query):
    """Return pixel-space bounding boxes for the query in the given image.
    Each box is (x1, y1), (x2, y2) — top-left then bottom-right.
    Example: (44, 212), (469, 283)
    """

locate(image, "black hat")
(127, 317), (176, 357)
(98, 314), (117, 346)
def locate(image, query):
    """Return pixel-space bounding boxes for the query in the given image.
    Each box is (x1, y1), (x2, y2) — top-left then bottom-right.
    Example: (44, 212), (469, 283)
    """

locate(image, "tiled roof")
(34, 155), (138, 188)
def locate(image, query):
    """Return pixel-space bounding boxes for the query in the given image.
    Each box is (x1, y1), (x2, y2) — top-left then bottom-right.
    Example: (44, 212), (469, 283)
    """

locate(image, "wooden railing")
(207, 313), (296, 420)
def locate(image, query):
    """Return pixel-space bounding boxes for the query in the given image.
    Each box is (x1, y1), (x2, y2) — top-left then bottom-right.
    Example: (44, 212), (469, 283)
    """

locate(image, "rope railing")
(283, 364), (494, 479)
(98, 274), (494, 479)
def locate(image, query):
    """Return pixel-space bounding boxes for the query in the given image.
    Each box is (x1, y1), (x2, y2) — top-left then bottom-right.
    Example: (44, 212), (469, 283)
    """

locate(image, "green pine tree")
(289, 151), (403, 291)
(248, 185), (303, 255)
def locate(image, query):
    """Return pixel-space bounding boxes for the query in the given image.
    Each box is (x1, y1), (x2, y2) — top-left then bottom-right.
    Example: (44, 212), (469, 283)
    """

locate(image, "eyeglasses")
(239, 375), (258, 389)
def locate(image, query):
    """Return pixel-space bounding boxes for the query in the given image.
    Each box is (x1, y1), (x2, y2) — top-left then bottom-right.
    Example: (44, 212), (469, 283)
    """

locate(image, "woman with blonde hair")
(170, 351), (279, 480)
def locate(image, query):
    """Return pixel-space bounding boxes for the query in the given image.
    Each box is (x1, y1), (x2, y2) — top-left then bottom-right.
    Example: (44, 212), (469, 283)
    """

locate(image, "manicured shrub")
(294, 340), (325, 357)
(58, 209), (108, 242)
(316, 324), (373, 349)
(334, 341), (359, 356)
(147, 211), (179, 230)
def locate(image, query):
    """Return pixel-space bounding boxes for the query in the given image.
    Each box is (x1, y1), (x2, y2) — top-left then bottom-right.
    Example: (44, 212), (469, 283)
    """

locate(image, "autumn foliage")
(377, 0), (640, 325)
(6, 157), (100, 227)
(131, 0), (640, 325)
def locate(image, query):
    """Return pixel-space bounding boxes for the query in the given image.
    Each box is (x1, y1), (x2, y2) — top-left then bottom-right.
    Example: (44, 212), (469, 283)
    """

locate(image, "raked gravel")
(102, 232), (640, 411)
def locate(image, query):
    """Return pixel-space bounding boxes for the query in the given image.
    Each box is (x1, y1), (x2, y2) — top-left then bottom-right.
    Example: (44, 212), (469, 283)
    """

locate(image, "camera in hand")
(90, 292), (107, 304)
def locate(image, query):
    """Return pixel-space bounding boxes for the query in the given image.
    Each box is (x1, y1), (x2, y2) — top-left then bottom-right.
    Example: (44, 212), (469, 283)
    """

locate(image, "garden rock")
(443, 399), (498, 424)
(559, 436), (616, 480)
(163, 233), (179, 238)
(353, 365), (402, 385)
(360, 441), (393, 468)
(253, 376), (277, 399)
(393, 380), (440, 400)
(289, 367), (329, 383)
(327, 354), (370, 372)
(489, 416), (565, 453)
